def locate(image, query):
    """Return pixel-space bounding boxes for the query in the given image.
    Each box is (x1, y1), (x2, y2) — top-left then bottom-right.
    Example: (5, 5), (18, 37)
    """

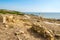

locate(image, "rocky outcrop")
(0, 13), (60, 40)
(32, 23), (54, 40)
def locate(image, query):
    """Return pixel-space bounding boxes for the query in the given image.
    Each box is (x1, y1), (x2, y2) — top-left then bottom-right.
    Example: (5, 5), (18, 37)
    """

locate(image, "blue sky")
(0, 0), (60, 12)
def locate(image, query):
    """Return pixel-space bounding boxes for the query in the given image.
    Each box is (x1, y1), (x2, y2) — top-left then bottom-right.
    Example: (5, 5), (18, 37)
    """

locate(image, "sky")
(0, 0), (60, 12)
(0, 0), (60, 19)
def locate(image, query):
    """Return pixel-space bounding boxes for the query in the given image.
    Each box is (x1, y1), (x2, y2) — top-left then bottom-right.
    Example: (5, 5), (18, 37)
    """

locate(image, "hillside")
(0, 9), (60, 40)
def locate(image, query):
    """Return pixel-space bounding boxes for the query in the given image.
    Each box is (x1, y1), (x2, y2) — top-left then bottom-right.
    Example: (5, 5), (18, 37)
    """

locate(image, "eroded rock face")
(32, 23), (54, 40)
(31, 19), (60, 40)
(0, 14), (60, 40)
(0, 14), (44, 40)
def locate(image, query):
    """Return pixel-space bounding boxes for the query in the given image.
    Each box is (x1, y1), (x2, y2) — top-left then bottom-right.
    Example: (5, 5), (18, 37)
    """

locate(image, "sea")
(24, 12), (60, 19)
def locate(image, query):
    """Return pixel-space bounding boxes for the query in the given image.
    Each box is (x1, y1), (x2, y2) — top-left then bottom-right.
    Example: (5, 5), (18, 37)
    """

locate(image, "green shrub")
(0, 9), (25, 15)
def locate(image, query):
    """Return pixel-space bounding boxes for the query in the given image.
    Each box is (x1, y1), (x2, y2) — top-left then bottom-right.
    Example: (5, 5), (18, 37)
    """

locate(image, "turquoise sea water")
(24, 12), (60, 19)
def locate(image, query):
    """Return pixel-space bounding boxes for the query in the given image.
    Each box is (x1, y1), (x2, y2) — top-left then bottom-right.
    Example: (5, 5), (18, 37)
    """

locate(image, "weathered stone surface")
(32, 24), (54, 40)
(0, 14), (60, 40)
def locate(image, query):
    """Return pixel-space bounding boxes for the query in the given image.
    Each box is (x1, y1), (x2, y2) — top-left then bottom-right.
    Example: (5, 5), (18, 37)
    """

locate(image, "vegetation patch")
(0, 9), (25, 15)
